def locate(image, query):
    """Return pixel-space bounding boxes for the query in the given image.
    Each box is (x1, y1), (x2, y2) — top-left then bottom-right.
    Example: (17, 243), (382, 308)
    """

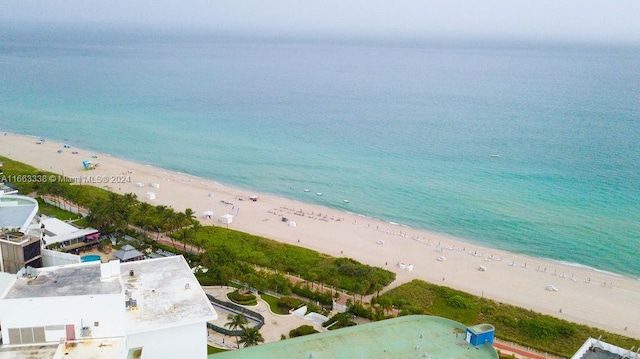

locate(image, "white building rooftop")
(0, 338), (124, 359)
(572, 337), (640, 359)
(3, 261), (122, 299)
(120, 256), (217, 333)
(40, 216), (98, 246)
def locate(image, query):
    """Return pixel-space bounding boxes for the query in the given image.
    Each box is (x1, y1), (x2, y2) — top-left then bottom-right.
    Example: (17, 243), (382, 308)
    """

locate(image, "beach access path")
(1, 132), (639, 339)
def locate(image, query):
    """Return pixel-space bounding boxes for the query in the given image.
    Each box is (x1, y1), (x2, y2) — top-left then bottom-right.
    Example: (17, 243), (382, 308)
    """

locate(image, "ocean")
(1, 24), (639, 278)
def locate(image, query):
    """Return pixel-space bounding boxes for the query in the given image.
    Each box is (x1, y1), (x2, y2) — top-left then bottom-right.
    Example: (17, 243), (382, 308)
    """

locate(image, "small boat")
(343, 199), (349, 203)
(304, 189), (310, 192)
(490, 154), (499, 158)
(316, 192), (323, 196)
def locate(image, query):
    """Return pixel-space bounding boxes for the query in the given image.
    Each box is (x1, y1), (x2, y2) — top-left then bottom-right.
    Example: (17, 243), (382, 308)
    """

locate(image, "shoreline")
(1, 131), (639, 339)
(5, 132), (635, 281)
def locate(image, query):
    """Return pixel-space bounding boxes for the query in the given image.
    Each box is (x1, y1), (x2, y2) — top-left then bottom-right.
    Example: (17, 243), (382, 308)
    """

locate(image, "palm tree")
(224, 313), (248, 349)
(184, 208), (196, 224)
(239, 327), (264, 348)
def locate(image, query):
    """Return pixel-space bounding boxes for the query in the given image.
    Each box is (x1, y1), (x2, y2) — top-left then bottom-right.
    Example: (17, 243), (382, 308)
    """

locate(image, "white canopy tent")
(218, 214), (233, 224)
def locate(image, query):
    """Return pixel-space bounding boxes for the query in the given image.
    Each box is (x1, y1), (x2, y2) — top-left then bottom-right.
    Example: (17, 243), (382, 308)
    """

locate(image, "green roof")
(210, 315), (498, 359)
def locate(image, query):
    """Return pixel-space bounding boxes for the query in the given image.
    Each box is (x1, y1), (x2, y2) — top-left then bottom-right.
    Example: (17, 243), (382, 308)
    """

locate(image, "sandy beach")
(1, 132), (639, 339)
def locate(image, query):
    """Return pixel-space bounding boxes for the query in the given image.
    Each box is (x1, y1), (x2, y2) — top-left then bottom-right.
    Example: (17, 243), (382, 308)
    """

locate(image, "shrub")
(289, 325), (319, 338)
(227, 290), (257, 305)
(447, 295), (472, 309)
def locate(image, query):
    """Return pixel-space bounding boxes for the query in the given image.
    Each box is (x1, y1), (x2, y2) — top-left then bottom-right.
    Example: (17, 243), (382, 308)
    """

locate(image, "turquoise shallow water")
(1, 24), (638, 277)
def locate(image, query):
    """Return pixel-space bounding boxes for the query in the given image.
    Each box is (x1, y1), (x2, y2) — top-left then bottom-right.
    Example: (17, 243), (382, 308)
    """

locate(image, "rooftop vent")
(129, 269), (135, 277)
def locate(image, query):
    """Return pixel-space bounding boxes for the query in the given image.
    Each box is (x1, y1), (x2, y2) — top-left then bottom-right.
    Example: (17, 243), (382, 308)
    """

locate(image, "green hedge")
(289, 325), (319, 338)
(227, 290), (257, 306)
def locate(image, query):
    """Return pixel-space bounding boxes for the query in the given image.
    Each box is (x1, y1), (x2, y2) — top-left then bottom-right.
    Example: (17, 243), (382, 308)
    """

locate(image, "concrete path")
(203, 286), (326, 349)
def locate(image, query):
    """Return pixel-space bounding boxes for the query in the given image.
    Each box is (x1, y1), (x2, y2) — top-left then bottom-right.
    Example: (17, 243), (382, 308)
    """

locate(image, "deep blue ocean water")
(1, 24), (639, 277)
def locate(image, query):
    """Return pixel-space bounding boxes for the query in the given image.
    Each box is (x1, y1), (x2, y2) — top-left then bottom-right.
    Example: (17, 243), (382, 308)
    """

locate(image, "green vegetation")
(276, 297), (304, 313)
(224, 314), (248, 349)
(289, 325), (319, 338)
(375, 280), (640, 358)
(239, 327), (265, 347)
(259, 293), (286, 314)
(291, 283), (333, 306)
(227, 290), (258, 306)
(0, 156), (199, 244)
(196, 226), (395, 295)
(0, 156), (111, 209)
(207, 345), (227, 354)
(35, 198), (82, 220)
(322, 312), (357, 330)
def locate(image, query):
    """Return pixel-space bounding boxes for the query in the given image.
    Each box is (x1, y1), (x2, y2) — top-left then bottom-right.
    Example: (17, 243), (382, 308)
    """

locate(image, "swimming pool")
(81, 255), (101, 262)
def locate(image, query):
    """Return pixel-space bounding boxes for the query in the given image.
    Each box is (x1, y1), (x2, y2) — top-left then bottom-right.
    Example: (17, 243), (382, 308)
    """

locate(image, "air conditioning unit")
(81, 327), (91, 337)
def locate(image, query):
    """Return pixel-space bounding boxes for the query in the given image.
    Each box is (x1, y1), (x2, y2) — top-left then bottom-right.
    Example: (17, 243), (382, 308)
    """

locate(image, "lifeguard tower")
(82, 160), (96, 170)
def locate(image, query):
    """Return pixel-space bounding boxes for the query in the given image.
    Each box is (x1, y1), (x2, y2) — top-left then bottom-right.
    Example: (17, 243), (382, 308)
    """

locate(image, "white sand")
(1, 132), (639, 339)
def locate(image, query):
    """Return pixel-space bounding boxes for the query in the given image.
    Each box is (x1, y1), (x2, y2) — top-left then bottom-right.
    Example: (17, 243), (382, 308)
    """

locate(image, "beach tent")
(219, 214), (233, 224)
(203, 210), (214, 219)
(146, 192), (156, 200)
(288, 221), (297, 227)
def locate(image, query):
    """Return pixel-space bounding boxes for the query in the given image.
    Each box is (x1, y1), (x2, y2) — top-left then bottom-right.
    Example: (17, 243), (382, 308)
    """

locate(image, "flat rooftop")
(579, 348), (628, 359)
(3, 262), (122, 299)
(572, 338), (640, 359)
(0, 338), (124, 359)
(211, 315), (498, 359)
(120, 255), (217, 333)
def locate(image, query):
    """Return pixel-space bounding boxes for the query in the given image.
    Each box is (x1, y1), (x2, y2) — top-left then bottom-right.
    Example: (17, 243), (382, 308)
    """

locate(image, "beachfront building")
(0, 255), (218, 359)
(40, 215), (101, 254)
(0, 193), (42, 273)
(571, 337), (640, 359)
(211, 315), (498, 359)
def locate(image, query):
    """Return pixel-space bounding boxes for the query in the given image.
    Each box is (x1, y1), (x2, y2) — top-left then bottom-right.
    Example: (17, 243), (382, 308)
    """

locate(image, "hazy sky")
(2, 0), (639, 43)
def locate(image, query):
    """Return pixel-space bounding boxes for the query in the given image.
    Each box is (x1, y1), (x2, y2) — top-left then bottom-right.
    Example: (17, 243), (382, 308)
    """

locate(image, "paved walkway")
(494, 340), (554, 359)
(203, 286), (327, 350)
